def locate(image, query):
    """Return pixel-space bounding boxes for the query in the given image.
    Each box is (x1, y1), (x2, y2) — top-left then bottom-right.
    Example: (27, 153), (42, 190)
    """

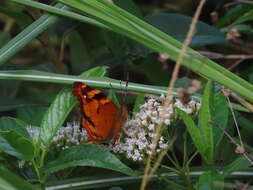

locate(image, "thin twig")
(226, 95), (244, 147)
(209, 120), (253, 164)
(198, 51), (253, 60)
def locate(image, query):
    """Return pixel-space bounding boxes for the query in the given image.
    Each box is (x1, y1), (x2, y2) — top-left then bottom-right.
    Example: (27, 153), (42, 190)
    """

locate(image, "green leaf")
(114, 0), (142, 18)
(223, 156), (252, 177)
(231, 8), (253, 26)
(237, 112), (253, 134)
(211, 87), (228, 147)
(79, 66), (109, 78)
(0, 136), (27, 160)
(0, 117), (30, 139)
(198, 81), (213, 164)
(40, 88), (76, 149)
(176, 108), (208, 163)
(216, 4), (253, 27)
(0, 69), (169, 95)
(46, 144), (136, 176)
(0, 166), (40, 190)
(132, 93), (145, 113)
(0, 131), (34, 160)
(17, 106), (47, 126)
(144, 13), (225, 46)
(108, 89), (120, 108)
(196, 170), (224, 190)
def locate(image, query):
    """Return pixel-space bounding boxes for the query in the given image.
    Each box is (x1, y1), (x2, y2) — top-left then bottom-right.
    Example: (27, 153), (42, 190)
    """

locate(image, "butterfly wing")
(73, 82), (127, 143)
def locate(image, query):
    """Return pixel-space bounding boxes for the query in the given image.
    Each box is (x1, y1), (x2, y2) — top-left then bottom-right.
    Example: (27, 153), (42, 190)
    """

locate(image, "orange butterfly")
(72, 82), (128, 144)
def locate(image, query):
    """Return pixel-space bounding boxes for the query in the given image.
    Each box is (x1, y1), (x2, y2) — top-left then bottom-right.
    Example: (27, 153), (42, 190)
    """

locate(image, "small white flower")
(164, 119), (171, 125)
(148, 124), (155, 131)
(141, 120), (148, 126)
(154, 102), (160, 107)
(152, 111), (158, 117)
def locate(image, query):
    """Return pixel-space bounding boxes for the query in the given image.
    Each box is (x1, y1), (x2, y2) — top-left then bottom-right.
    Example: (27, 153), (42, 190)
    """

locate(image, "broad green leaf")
(40, 88), (76, 149)
(198, 81), (213, 164)
(46, 144), (136, 176)
(142, 13), (225, 48)
(0, 117), (30, 139)
(211, 86), (228, 147)
(132, 93), (145, 113)
(196, 170), (224, 190)
(0, 166), (40, 190)
(223, 156), (252, 176)
(0, 131), (34, 160)
(0, 136), (27, 160)
(17, 106), (47, 126)
(176, 108), (208, 163)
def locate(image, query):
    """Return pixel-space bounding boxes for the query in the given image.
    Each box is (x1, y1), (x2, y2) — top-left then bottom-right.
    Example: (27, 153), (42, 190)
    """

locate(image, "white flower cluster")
(26, 123), (87, 150)
(52, 122), (87, 150)
(110, 95), (201, 161)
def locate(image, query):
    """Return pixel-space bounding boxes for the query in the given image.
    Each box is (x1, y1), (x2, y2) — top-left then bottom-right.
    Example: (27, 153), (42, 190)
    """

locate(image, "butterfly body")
(73, 82), (127, 144)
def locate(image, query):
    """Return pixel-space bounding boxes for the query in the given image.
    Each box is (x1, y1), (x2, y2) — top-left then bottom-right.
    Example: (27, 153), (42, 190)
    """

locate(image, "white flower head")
(110, 94), (201, 162)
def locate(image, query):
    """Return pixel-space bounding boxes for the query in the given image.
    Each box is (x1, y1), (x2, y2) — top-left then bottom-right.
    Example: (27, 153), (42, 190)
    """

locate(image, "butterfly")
(72, 82), (128, 144)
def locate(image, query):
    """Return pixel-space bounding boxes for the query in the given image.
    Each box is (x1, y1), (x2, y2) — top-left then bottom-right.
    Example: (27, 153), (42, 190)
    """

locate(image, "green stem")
(38, 149), (49, 184)
(32, 160), (42, 183)
(178, 167), (193, 190)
